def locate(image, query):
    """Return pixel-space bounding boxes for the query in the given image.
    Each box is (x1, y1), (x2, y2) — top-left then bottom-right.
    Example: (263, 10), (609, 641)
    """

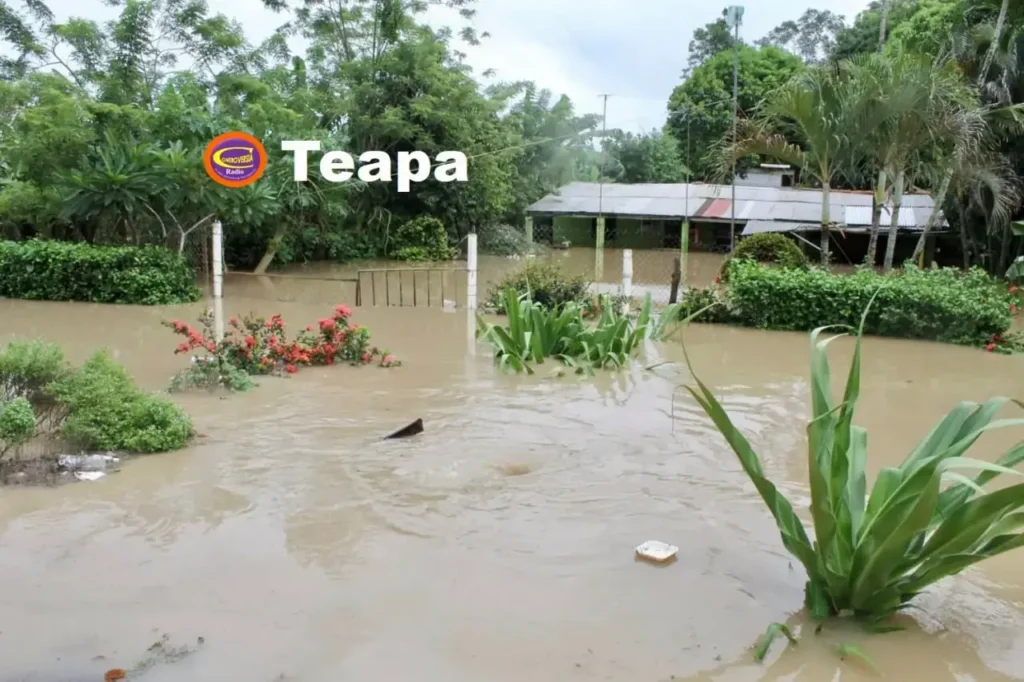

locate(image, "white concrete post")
(212, 220), (225, 342)
(466, 232), (478, 310)
(212, 220), (224, 299)
(622, 249), (633, 314)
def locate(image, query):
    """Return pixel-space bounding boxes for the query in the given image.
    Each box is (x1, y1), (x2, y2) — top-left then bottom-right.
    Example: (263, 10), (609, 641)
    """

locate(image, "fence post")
(467, 232), (478, 310)
(621, 249), (632, 314)
(212, 220), (224, 341)
(525, 216), (534, 243)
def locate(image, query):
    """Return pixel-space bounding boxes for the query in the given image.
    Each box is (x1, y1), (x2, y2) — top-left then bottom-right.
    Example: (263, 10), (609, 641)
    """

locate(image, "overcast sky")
(43, 0), (875, 132)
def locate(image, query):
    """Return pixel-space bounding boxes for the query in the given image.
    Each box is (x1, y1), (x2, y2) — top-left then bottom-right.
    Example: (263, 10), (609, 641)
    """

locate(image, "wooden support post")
(669, 256), (681, 304)
(525, 216), (534, 243)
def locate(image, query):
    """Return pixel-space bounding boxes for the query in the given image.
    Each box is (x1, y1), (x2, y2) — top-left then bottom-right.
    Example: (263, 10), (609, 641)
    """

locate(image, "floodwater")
(260, 247), (727, 306)
(2, 256), (1024, 682)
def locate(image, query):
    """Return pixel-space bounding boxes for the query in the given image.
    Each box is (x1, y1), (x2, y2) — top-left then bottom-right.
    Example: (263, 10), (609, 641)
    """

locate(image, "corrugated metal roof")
(526, 182), (943, 229)
(845, 206), (923, 228)
(741, 221), (818, 236)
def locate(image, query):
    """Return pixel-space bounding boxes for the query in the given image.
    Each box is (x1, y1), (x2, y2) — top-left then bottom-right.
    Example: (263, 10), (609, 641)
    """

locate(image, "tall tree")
(685, 9), (738, 73)
(722, 64), (858, 266)
(665, 45), (804, 181)
(758, 9), (847, 64)
(600, 130), (688, 184)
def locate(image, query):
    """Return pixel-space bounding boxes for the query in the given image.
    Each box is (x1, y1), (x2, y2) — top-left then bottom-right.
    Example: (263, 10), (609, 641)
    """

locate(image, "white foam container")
(635, 540), (679, 562)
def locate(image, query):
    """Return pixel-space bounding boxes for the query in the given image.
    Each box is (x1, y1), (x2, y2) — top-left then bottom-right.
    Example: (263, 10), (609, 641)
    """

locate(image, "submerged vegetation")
(165, 305), (399, 393)
(0, 339), (194, 471)
(485, 262), (590, 314)
(683, 258), (1022, 351)
(0, 240), (201, 305)
(683, 297), (1024, 658)
(477, 288), (681, 375)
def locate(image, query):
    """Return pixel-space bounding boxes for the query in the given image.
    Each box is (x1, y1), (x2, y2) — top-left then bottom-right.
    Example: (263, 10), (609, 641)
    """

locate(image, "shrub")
(683, 302), (1024, 652)
(389, 216), (455, 261)
(0, 340), (70, 431)
(0, 398), (35, 457)
(478, 223), (534, 256)
(278, 227), (380, 264)
(485, 262), (590, 313)
(725, 261), (1013, 346)
(720, 232), (807, 281)
(0, 239), (201, 304)
(46, 351), (193, 453)
(165, 304), (399, 391)
(674, 287), (739, 324)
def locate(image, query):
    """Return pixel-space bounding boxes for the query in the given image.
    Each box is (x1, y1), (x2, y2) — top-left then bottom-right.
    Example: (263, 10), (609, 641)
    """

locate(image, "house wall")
(615, 219), (663, 248)
(553, 216), (594, 245)
(549, 215), (734, 250)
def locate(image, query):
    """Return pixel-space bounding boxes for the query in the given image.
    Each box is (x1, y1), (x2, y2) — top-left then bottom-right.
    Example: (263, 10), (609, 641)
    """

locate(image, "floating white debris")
(635, 540), (679, 563)
(442, 299), (457, 311)
(74, 471), (106, 481)
(58, 453), (119, 472)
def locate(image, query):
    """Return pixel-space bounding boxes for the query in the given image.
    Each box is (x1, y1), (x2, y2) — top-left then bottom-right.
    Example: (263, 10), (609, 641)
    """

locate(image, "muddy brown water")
(2, 253), (1024, 681)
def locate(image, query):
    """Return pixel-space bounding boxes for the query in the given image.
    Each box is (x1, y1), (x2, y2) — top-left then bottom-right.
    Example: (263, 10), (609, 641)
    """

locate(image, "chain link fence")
(180, 222), (214, 297)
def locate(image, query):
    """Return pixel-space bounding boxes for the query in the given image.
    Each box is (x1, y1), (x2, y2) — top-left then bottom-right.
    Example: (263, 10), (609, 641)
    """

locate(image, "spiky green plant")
(476, 288), (666, 375)
(682, 298), (1024, 625)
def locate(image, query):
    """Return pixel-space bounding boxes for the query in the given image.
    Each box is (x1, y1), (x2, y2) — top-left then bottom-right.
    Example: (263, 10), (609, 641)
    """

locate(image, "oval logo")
(203, 131), (267, 188)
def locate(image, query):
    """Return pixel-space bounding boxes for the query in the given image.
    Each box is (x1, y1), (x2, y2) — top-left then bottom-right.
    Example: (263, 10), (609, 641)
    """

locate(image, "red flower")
(175, 342), (189, 354)
(1010, 285), (1019, 293)
(285, 364), (298, 374)
(1011, 305), (1018, 313)
(714, 275), (721, 284)
(383, 354), (395, 364)
(206, 342), (216, 352)
(171, 320), (187, 333)
(335, 304), (352, 319)
(319, 318), (336, 331)
(361, 352), (370, 363)
(306, 325), (314, 332)
(229, 317), (239, 325)
(245, 335), (255, 347)
(987, 343), (996, 351)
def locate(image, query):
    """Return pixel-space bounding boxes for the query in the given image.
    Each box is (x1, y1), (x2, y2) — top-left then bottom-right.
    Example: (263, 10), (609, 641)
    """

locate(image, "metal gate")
(356, 267), (466, 307)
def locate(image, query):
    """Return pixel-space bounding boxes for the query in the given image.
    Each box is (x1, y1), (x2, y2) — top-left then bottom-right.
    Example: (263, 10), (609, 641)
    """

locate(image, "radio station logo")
(203, 131), (267, 188)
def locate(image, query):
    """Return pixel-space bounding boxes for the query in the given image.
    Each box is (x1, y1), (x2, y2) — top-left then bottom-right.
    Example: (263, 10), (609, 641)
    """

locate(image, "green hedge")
(724, 260), (1013, 345)
(0, 240), (201, 305)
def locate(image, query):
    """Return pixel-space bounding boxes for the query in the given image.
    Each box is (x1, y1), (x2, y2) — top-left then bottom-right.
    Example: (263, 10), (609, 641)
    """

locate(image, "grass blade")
(752, 622), (798, 662)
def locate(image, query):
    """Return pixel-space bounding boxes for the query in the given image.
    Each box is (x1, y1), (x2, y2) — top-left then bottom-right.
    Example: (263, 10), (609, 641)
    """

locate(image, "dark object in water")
(384, 418), (423, 439)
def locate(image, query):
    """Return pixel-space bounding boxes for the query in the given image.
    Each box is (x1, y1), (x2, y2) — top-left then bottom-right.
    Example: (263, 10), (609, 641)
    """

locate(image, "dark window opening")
(781, 174), (794, 188)
(663, 221), (681, 249)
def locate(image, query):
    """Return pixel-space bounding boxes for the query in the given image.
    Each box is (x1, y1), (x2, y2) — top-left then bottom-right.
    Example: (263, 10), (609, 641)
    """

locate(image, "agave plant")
(476, 288), (664, 375)
(683, 299), (1024, 627)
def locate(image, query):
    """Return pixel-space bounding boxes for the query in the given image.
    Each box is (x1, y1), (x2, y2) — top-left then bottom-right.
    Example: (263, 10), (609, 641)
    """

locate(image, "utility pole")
(727, 6), (744, 252)
(598, 94), (611, 216)
(595, 94), (611, 278)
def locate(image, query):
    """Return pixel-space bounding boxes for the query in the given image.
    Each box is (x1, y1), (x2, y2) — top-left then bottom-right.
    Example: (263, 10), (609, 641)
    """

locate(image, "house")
(524, 180), (948, 265)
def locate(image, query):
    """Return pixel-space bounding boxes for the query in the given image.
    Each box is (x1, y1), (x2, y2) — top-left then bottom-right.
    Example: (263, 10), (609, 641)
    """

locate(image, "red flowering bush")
(164, 304), (399, 391)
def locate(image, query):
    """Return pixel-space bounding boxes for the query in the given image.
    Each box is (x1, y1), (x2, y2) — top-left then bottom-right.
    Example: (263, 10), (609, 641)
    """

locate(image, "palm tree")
(721, 64), (856, 266)
(910, 103), (1024, 264)
(866, 51), (980, 271)
(977, 0), (1012, 90)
